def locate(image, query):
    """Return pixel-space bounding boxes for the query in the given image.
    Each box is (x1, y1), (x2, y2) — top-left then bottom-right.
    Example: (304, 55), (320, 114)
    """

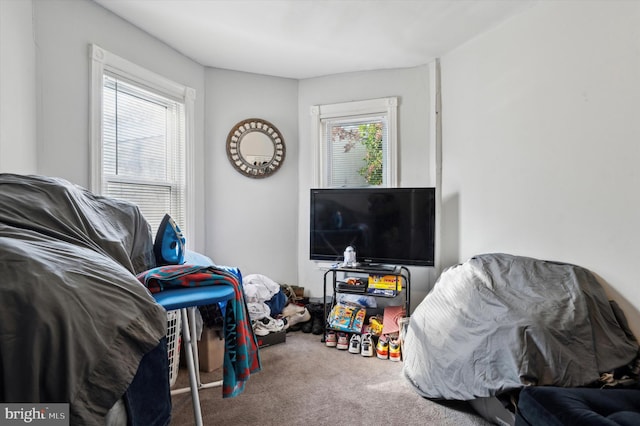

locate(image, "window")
(311, 97), (397, 188)
(89, 44), (194, 236)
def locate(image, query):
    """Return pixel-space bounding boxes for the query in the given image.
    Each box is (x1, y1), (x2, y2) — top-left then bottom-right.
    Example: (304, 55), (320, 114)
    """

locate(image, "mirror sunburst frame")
(226, 118), (286, 179)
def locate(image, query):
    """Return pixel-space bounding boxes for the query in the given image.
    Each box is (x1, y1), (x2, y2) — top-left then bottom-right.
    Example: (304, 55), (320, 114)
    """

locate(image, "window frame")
(311, 97), (398, 188)
(89, 44), (195, 241)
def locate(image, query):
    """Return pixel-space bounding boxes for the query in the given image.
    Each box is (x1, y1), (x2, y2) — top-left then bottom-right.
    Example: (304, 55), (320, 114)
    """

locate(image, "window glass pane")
(101, 73), (185, 232)
(103, 75), (169, 181)
(325, 117), (387, 188)
(106, 181), (171, 232)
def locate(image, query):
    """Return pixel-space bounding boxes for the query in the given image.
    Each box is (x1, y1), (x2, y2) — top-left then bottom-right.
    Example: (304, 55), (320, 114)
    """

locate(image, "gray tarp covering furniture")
(0, 174), (167, 424)
(403, 253), (639, 401)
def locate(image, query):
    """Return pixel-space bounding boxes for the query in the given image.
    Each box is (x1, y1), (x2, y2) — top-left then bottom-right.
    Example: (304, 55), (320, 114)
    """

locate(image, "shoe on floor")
(389, 337), (401, 361)
(252, 320), (269, 336)
(376, 335), (389, 360)
(308, 303), (327, 335)
(336, 332), (349, 350)
(301, 317), (313, 333)
(325, 330), (337, 347)
(253, 316), (285, 336)
(285, 307), (311, 329)
(360, 333), (374, 357)
(282, 303), (306, 317)
(311, 314), (324, 335)
(348, 334), (361, 354)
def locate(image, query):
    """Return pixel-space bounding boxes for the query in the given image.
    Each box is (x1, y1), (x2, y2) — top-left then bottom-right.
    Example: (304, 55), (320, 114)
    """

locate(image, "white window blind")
(324, 116), (387, 188)
(101, 73), (186, 232)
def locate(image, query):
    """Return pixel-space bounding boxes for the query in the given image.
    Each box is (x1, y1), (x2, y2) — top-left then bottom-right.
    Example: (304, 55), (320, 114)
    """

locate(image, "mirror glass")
(240, 132), (275, 166)
(226, 118), (285, 178)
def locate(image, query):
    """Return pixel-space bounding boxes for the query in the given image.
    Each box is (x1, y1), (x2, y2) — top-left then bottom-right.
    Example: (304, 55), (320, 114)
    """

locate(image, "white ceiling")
(93, 0), (537, 80)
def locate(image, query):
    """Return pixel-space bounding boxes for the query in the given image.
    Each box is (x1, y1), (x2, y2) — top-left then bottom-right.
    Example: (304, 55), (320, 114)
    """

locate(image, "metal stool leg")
(180, 308), (203, 426)
(187, 307), (202, 387)
(170, 306), (224, 395)
(190, 305), (223, 391)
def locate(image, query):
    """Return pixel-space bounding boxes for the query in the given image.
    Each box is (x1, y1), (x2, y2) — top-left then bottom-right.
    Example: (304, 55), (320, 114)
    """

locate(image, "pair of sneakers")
(325, 331), (350, 350)
(375, 335), (401, 361)
(347, 333), (375, 357)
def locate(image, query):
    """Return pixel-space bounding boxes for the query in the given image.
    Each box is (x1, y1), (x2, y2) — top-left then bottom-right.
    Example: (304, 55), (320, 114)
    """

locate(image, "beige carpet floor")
(169, 330), (492, 426)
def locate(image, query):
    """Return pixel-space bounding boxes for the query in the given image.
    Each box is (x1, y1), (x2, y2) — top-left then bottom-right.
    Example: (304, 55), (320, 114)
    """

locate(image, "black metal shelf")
(322, 265), (410, 340)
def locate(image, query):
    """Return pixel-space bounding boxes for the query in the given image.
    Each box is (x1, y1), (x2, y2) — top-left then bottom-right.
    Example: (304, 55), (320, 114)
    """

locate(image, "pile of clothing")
(243, 274), (318, 335)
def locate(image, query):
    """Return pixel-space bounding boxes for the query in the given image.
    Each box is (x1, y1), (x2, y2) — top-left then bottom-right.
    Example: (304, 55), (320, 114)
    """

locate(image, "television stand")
(322, 264), (410, 342)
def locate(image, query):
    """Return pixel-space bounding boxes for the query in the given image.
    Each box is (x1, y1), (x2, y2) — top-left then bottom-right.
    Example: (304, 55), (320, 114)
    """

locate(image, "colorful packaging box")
(366, 288), (398, 296)
(368, 274), (402, 291)
(327, 303), (366, 333)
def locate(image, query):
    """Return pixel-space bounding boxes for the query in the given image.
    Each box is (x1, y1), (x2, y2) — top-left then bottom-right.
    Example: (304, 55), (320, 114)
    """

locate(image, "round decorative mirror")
(226, 118), (286, 178)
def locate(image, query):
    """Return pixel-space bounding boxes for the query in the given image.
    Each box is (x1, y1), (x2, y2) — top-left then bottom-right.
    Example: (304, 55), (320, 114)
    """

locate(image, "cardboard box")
(368, 274), (402, 291)
(256, 329), (286, 348)
(291, 285), (305, 298)
(198, 327), (224, 372)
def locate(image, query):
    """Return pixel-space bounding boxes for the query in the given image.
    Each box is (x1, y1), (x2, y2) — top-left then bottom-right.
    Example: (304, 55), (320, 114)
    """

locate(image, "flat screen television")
(310, 187), (435, 267)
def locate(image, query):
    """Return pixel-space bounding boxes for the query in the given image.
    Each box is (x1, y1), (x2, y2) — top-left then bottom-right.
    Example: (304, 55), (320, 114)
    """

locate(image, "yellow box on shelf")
(368, 274), (402, 291)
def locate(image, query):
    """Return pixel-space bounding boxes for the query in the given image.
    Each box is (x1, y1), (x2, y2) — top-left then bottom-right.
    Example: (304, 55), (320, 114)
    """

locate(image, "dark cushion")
(516, 386), (640, 426)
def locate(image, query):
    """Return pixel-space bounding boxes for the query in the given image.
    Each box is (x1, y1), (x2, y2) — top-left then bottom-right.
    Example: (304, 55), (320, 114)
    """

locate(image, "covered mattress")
(403, 253), (639, 400)
(0, 174), (167, 424)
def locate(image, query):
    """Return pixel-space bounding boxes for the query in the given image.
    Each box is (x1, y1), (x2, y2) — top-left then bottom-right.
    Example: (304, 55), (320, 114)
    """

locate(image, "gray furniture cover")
(403, 253), (639, 401)
(0, 174), (167, 424)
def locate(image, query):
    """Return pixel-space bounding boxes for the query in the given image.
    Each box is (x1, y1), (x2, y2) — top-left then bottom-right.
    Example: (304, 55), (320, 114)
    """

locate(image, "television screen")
(310, 187), (435, 267)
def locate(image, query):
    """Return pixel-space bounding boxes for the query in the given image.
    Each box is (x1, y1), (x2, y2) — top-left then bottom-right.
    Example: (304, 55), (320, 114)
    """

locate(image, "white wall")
(0, 0), (37, 173)
(31, 0), (209, 251)
(297, 66), (439, 305)
(204, 68), (299, 284)
(441, 0), (640, 336)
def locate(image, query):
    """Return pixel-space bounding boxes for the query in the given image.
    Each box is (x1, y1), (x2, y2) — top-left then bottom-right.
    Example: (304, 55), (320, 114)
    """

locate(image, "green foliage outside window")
(357, 123), (383, 186)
